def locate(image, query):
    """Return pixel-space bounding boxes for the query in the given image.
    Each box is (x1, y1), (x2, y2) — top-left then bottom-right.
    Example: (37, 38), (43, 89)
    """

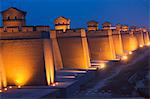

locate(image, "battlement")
(133, 31), (142, 35)
(112, 30), (121, 35)
(120, 30), (130, 34)
(35, 26), (50, 32)
(50, 29), (86, 38)
(0, 31), (50, 40)
(22, 26), (34, 32)
(87, 29), (112, 37)
(0, 26), (50, 33)
(56, 28), (84, 33)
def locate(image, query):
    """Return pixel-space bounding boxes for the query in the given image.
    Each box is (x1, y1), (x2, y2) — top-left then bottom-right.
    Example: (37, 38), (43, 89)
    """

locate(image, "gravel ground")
(72, 47), (150, 98)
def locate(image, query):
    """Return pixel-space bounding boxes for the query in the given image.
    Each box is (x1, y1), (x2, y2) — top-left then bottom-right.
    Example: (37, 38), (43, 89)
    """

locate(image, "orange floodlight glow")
(17, 85), (21, 88)
(99, 63), (106, 69)
(8, 86), (12, 89)
(147, 42), (150, 46)
(139, 45), (143, 48)
(14, 74), (27, 86)
(51, 83), (56, 87)
(4, 88), (7, 91)
(122, 55), (128, 60)
(55, 82), (58, 85)
(129, 51), (132, 55)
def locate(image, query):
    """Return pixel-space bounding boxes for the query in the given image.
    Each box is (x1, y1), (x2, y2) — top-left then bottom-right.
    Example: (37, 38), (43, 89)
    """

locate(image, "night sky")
(0, 0), (149, 29)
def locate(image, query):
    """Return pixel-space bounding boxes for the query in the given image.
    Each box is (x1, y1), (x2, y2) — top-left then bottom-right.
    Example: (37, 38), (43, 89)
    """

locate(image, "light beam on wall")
(43, 39), (55, 85)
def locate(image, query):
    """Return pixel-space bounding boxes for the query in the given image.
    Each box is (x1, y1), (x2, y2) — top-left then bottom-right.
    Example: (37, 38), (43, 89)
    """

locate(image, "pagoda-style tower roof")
(54, 16), (70, 25)
(87, 20), (99, 26)
(1, 7), (26, 27)
(1, 7), (26, 14)
(102, 22), (111, 27)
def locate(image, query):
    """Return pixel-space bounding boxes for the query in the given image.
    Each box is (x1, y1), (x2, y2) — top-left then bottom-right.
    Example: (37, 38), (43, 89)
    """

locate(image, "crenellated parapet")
(0, 26), (50, 33)
(55, 28), (86, 38)
(0, 31), (50, 41)
(112, 29), (121, 35)
(21, 26), (34, 32)
(87, 29), (112, 37)
(36, 26), (50, 32)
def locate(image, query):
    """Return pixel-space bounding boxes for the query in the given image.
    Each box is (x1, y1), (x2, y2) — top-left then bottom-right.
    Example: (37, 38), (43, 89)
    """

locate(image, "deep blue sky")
(0, 0), (149, 29)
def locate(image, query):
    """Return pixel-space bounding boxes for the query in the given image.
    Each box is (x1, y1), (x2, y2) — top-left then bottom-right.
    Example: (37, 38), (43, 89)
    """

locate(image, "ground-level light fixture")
(55, 82), (59, 85)
(51, 82), (59, 86)
(4, 88), (7, 91)
(8, 86), (12, 89)
(99, 62), (106, 69)
(18, 85), (21, 88)
(129, 51), (132, 55)
(51, 83), (56, 87)
(122, 55), (128, 60)
(146, 42), (150, 46)
(139, 45), (143, 48)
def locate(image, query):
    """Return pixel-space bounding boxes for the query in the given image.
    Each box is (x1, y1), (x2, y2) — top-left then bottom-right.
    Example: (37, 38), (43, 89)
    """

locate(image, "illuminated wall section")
(0, 48), (7, 89)
(143, 32), (150, 45)
(0, 74), (1, 89)
(109, 31), (117, 59)
(87, 30), (116, 61)
(121, 33), (130, 52)
(57, 29), (91, 69)
(129, 33), (138, 51)
(133, 31), (144, 47)
(43, 39), (55, 85)
(1, 39), (47, 86)
(81, 30), (91, 68)
(50, 30), (63, 71)
(112, 30), (124, 56)
(121, 31), (138, 53)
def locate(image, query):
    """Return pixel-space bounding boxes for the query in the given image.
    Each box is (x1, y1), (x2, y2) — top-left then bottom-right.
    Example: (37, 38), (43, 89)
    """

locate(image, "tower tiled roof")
(1, 7), (26, 14)
(87, 20), (98, 24)
(102, 22), (111, 26)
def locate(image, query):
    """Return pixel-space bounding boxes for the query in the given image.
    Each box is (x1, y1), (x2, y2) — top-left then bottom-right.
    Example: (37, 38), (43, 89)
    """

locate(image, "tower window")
(7, 16), (10, 20)
(14, 16), (17, 20)
(22, 16), (24, 19)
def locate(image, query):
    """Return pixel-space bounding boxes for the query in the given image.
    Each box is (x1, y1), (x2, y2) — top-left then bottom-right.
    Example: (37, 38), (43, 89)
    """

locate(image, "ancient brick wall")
(56, 29), (90, 69)
(0, 31), (55, 86)
(87, 30), (116, 61)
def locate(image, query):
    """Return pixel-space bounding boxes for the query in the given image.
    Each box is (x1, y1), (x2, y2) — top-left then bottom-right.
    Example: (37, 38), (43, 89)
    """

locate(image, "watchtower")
(87, 20), (98, 31)
(1, 7), (26, 27)
(116, 24), (122, 31)
(121, 25), (129, 31)
(54, 16), (70, 32)
(102, 22), (111, 30)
